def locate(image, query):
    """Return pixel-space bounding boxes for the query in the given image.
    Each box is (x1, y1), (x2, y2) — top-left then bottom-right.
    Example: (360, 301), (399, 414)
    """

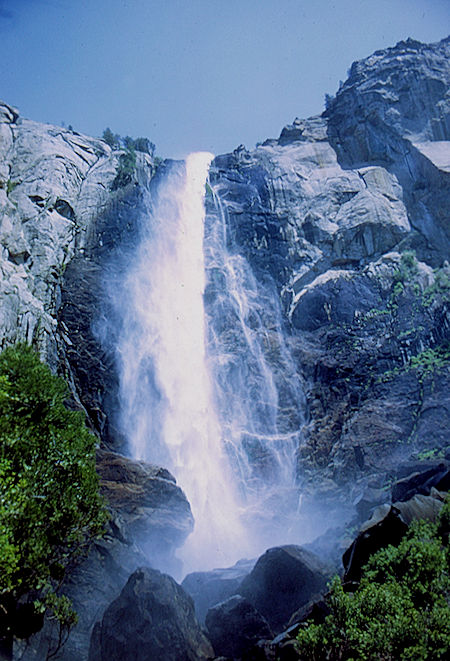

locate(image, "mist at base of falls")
(98, 152), (308, 575)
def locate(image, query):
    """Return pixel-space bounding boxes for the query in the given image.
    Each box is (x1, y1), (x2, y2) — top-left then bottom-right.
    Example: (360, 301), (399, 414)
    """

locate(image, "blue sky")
(0, 0), (448, 158)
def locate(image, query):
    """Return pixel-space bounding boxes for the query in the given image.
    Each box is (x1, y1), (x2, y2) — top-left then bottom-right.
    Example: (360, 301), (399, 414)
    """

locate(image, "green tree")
(296, 499), (450, 660)
(133, 137), (155, 155)
(102, 127), (120, 149)
(0, 344), (107, 659)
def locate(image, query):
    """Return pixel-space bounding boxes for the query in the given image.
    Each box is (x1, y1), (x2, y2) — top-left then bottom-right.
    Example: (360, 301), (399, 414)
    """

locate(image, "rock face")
(97, 450), (193, 561)
(239, 545), (330, 633)
(88, 567), (214, 661)
(207, 36), (450, 519)
(0, 102), (149, 363)
(327, 37), (450, 263)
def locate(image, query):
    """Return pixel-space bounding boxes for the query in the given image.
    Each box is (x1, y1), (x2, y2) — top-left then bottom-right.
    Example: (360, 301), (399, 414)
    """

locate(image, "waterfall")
(112, 153), (250, 571)
(103, 152), (305, 573)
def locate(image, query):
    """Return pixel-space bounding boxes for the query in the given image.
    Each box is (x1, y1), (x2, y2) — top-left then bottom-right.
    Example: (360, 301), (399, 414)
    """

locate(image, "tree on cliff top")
(0, 344), (108, 659)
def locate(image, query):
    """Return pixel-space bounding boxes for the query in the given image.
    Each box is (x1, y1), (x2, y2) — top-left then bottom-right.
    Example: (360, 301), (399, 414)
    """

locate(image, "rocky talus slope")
(0, 35), (449, 660)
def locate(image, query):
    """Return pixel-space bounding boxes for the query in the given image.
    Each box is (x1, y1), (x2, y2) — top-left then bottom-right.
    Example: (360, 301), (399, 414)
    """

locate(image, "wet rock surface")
(239, 545), (330, 633)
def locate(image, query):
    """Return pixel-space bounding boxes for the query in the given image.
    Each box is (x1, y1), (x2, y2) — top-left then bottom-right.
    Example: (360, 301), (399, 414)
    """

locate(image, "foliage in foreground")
(0, 344), (107, 651)
(296, 499), (450, 660)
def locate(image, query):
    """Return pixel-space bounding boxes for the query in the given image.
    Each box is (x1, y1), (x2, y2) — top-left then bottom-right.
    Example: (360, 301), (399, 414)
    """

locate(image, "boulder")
(287, 594), (331, 627)
(182, 558), (255, 624)
(239, 546), (329, 633)
(394, 491), (445, 525)
(205, 595), (272, 659)
(97, 449), (193, 563)
(343, 505), (408, 582)
(343, 492), (444, 582)
(89, 567), (213, 661)
(17, 452), (194, 661)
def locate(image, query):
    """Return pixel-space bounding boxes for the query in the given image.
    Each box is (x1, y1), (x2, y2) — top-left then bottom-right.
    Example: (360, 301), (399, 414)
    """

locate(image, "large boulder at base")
(88, 567), (213, 661)
(16, 451), (194, 661)
(205, 595), (272, 659)
(182, 558), (255, 624)
(239, 545), (330, 633)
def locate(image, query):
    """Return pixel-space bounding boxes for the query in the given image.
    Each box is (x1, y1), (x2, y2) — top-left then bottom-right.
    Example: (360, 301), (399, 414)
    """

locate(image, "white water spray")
(103, 151), (309, 575)
(115, 153), (250, 571)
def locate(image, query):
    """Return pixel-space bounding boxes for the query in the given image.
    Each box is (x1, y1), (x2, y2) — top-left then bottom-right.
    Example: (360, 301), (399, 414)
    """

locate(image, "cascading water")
(203, 190), (306, 550)
(103, 152), (306, 574)
(112, 153), (250, 571)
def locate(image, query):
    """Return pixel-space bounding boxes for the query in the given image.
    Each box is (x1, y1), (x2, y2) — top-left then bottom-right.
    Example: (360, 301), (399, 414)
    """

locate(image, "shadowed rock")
(89, 567), (214, 661)
(343, 492), (444, 582)
(239, 545), (330, 633)
(391, 462), (449, 502)
(182, 558), (255, 624)
(205, 595), (272, 658)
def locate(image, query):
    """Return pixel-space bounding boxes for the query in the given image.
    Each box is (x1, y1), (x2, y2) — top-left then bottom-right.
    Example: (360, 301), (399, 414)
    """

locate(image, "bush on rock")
(296, 498), (450, 660)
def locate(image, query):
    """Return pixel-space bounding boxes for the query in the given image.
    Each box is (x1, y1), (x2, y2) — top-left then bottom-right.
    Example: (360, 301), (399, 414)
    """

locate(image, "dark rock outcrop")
(205, 595), (272, 659)
(88, 567), (214, 661)
(182, 558), (255, 624)
(239, 545), (330, 633)
(343, 504), (408, 582)
(391, 461), (450, 502)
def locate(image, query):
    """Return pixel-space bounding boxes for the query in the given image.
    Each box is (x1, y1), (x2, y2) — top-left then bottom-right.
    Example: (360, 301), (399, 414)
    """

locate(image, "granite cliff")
(208, 36), (450, 522)
(0, 35), (449, 660)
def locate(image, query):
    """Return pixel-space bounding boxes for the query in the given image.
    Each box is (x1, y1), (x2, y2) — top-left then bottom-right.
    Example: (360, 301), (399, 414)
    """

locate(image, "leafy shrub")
(6, 180), (18, 196)
(393, 250), (418, 284)
(296, 499), (450, 660)
(0, 344), (107, 653)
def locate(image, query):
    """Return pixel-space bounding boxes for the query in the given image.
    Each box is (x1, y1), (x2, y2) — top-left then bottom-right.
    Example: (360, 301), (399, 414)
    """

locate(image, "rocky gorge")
(0, 36), (449, 659)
